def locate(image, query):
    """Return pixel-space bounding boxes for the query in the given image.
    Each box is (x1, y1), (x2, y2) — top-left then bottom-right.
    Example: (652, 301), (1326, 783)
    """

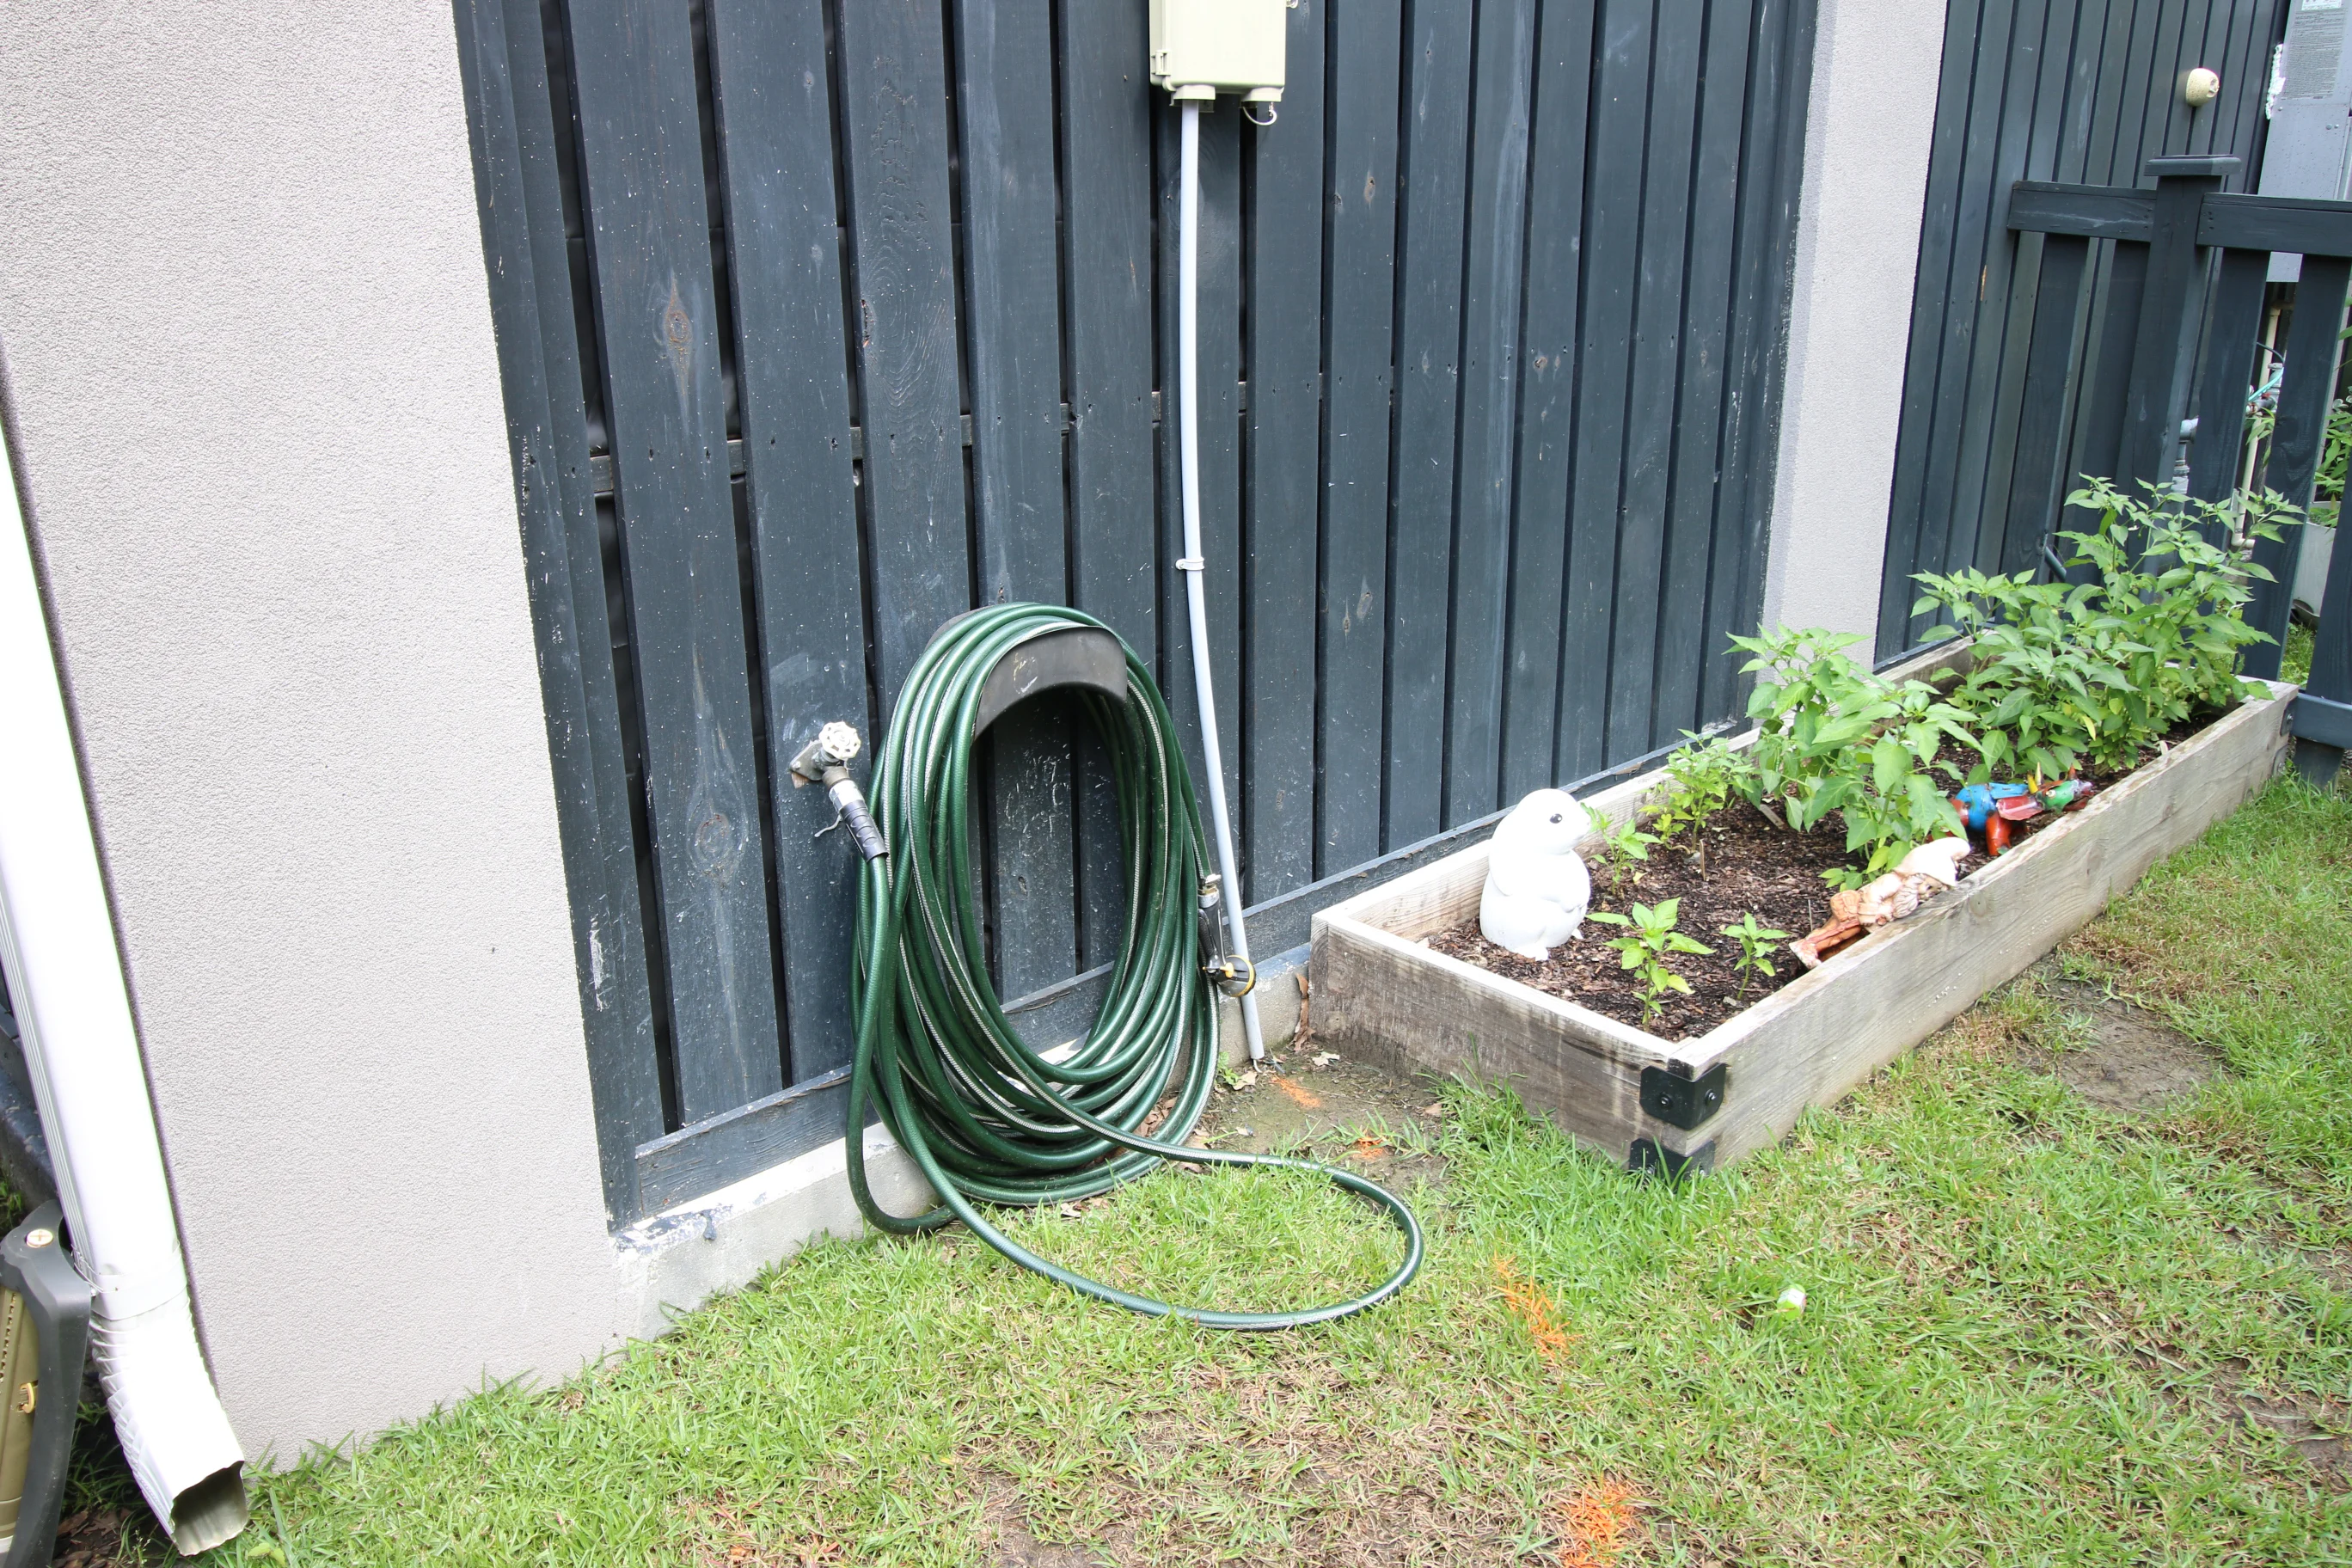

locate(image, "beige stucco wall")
(0, 1), (618, 1462)
(1763, 0), (1951, 664)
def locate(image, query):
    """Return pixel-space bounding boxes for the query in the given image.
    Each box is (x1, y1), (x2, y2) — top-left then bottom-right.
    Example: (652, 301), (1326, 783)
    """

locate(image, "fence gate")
(1877, 0), (2287, 658)
(455, 0), (1820, 1225)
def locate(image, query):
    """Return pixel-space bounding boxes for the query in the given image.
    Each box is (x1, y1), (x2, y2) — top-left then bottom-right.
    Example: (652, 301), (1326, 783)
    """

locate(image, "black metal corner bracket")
(1640, 1063), (1729, 1131)
(1629, 1139), (1716, 1180)
(0, 1203), (91, 1568)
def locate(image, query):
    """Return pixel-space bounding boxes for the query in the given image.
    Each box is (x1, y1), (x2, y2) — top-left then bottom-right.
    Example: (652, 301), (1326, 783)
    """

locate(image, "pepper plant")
(1729, 627), (1975, 889)
(1914, 480), (2294, 775)
(1718, 913), (1790, 997)
(1587, 898), (1712, 1023)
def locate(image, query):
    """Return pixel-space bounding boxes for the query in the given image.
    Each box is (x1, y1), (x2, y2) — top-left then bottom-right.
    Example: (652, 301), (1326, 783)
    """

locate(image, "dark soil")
(1424, 698), (2242, 1044)
(1427, 799), (1856, 1043)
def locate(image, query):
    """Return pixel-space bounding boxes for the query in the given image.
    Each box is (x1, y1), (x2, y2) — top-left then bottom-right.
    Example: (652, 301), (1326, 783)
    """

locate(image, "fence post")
(2120, 156), (2237, 490)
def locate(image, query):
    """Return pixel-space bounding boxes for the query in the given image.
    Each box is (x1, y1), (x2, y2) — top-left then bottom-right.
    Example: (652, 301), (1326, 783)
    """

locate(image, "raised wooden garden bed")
(1308, 650), (2297, 1176)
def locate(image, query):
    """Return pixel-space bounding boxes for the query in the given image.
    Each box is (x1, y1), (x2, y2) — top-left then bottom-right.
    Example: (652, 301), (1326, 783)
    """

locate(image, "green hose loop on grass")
(842, 603), (1422, 1329)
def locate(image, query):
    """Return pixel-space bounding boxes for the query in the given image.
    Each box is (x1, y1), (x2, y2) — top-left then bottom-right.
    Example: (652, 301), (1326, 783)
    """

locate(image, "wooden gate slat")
(2184, 246), (2269, 505)
(953, 0), (1080, 1001)
(1315, 0), (1405, 876)
(1651, 0), (1759, 745)
(566, 0), (784, 1121)
(1603, 0), (1705, 763)
(1241, 0), (1326, 903)
(1551, 0), (1646, 790)
(837, 0), (973, 719)
(1443, 0), (1539, 825)
(1382, 0), (1475, 853)
(1997, 232), (2092, 574)
(705, 0), (870, 1083)
(1055, 0), (1158, 964)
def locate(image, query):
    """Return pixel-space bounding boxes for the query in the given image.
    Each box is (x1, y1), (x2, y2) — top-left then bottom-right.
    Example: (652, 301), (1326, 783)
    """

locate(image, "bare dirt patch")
(2014, 975), (2220, 1115)
(1193, 1050), (1449, 1189)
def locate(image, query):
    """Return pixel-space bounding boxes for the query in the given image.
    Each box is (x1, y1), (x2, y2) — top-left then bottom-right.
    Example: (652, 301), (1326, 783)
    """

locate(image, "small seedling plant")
(1719, 913), (1790, 997)
(1583, 803), (1659, 891)
(1587, 897), (1712, 1022)
(1655, 734), (1751, 871)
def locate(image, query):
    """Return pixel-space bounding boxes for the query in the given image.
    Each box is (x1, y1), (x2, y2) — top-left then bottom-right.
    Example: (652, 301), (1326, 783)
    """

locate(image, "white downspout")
(0, 430), (248, 1553)
(1176, 98), (1267, 1063)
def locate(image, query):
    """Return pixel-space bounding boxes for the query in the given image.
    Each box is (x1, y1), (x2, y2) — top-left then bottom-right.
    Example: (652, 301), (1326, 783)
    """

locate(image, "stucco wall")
(0, 2), (616, 1462)
(1763, 0), (1950, 664)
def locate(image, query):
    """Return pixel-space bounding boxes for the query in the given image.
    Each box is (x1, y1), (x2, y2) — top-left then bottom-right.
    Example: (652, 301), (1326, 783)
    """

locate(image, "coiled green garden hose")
(840, 603), (1422, 1328)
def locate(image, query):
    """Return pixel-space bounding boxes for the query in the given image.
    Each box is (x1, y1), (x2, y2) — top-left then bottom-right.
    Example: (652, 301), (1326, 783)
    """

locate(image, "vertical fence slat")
(1943, 0), (2055, 585)
(1903, 0), (2022, 611)
(2248, 254), (2352, 676)
(1703, 0), (1816, 718)
(1997, 230), (2091, 574)
(567, 0), (784, 1121)
(838, 0), (973, 718)
(1241, 0), (1327, 903)
(2071, 238), (2153, 519)
(456, 0), (664, 1221)
(953, 0), (1080, 1000)
(1603, 0), (1705, 763)
(706, 0), (870, 1083)
(1651, 0), (1758, 744)
(1056, 0), (1158, 963)
(1550, 0), (1646, 790)
(2185, 246), (2269, 505)
(1315, 0), (1404, 876)
(1877, 0), (1997, 653)
(1442, 0), (1538, 824)
(1381, 0), (1474, 852)
(1968, 0), (2080, 578)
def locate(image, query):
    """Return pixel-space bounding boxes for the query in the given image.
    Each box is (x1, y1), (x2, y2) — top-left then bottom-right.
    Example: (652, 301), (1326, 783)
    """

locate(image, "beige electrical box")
(1149, 0), (1287, 101)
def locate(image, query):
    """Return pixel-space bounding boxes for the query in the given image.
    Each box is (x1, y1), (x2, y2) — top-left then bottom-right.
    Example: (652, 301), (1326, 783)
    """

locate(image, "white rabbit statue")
(1479, 788), (1592, 960)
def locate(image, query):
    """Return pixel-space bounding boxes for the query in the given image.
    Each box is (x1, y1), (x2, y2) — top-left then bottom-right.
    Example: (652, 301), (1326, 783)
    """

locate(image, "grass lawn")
(74, 775), (2352, 1565)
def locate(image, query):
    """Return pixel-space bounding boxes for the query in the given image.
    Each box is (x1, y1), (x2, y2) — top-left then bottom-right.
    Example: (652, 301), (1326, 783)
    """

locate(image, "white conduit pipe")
(1177, 100), (1267, 1063)
(0, 437), (248, 1553)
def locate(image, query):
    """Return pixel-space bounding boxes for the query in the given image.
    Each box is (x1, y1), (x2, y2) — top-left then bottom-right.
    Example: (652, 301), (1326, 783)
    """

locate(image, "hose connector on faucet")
(790, 721), (887, 862)
(1195, 874), (1256, 998)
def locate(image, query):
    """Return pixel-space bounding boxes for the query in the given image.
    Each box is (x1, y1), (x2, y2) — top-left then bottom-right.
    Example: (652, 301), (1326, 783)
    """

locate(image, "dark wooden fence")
(454, 0), (1819, 1226)
(1969, 162), (2352, 775)
(1877, 0), (2284, 659)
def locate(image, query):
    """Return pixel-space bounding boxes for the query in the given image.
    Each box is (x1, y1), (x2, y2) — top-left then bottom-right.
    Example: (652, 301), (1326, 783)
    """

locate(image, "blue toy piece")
(1952, 781), (2028, 833)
